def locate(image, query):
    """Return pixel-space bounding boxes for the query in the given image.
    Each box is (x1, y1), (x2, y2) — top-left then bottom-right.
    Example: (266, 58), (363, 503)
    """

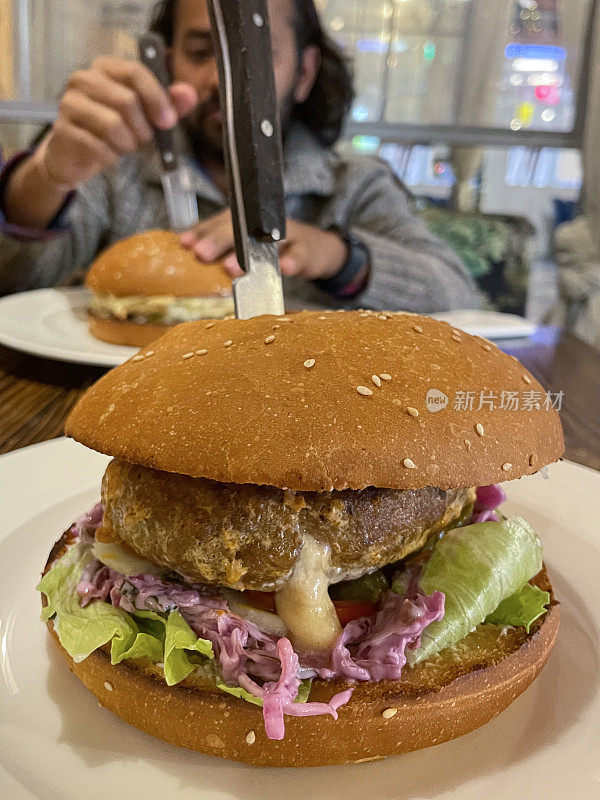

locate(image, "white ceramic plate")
(0, 289), (538, 372)
(0, 438), (598, 799)
(432, 310), (537, 340)
(0, 288), (137, 367)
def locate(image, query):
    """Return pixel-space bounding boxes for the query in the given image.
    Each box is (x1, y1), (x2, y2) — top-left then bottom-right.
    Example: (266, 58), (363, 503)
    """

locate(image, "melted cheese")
(89, 293), (234, 323)
(275, 536), (341, 653)
(92, 540), (163, 576)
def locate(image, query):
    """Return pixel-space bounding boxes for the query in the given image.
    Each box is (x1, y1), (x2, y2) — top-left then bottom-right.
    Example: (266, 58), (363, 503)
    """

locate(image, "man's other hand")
(180, 210), (348, 281)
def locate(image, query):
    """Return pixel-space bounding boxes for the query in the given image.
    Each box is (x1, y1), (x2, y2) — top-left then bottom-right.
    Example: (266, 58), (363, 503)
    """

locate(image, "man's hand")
(3, 58), (197, 230)
(180, 210), (348, 281)
(35, 58), (198, 191)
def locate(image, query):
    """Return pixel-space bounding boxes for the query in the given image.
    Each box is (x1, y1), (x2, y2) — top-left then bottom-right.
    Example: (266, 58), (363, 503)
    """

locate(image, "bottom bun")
(44, 540), (559, 767)
(88, 315), (172, 348)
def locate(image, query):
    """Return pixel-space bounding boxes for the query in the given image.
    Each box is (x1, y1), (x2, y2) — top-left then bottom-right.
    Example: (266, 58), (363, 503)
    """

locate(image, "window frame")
(0, 0), (597, 149)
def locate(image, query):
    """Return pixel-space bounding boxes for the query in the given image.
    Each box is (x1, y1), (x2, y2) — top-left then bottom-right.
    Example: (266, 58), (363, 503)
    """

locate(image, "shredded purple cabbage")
(77, 559), (119, 606)
(471, 484), (506, 524)
(75, 537), (356, 739)
(306, 589), (445, 682)
(70, 503), (445, 740)
(70, 502), (103, 542)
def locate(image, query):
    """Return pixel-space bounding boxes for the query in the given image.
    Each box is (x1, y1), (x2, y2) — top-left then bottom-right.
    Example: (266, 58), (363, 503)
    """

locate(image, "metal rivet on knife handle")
(261, 119), (274, 137)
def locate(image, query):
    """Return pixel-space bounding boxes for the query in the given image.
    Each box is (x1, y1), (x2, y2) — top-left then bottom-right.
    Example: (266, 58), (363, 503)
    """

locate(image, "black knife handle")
(207, 0), (286, 245)
(138, 33), (178, 173)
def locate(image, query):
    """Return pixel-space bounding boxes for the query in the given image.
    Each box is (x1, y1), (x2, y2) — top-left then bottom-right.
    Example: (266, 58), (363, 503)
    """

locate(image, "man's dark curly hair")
(149, 0), (354, 145)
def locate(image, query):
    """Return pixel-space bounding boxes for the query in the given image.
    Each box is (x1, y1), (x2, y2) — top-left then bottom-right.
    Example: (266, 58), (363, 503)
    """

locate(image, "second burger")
(86, 229), (234, 347)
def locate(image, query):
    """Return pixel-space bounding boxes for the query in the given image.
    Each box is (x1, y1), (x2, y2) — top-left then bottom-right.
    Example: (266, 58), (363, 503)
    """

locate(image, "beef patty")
(100, 459), (475, 590)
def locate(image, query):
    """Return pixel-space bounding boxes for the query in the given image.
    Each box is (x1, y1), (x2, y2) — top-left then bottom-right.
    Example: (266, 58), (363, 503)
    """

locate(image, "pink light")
(535, 85), (560, 105)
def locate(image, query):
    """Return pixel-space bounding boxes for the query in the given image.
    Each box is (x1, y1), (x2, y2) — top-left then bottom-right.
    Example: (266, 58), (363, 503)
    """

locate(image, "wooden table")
(0, 327), (599, 471)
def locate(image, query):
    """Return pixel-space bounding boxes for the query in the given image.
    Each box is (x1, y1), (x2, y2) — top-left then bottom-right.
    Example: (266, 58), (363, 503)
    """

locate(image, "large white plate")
(432, 310), (537, 340)
(0, 288), (137, 367)
(0, 289), (538, 370)
(0, 438), (598, 799)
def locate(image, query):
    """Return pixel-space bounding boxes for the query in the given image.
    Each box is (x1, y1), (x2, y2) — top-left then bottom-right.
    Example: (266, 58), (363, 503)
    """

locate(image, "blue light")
(505, 43), (567, 61)
(357, 38), (387, 53)
(393, 39), (409, 53)
(352, 105), (370, 122)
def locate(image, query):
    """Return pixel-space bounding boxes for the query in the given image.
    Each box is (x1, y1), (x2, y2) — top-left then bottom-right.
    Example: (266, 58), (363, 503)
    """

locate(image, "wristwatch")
(314, 230), (371, 299)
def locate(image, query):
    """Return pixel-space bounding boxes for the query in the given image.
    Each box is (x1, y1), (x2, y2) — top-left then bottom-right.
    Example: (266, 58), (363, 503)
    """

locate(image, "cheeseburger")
(86, 229), (234, 347)
(39, 311), (562, 767)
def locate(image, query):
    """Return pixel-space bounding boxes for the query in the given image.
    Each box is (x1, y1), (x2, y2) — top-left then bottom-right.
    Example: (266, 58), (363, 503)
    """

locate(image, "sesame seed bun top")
(65, 310), (564, 491)
(85, 230), (232, 299)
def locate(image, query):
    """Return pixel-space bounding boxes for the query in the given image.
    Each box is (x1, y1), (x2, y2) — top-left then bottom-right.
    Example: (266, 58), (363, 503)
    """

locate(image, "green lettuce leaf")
(216, 678), (312, 707)
(163, 610), (213, 686)
(216, 682), (263, 706)
(37, 544), (213, 679)
(486, 583), (550, 633)
(38, 543), (144, 663)
(408, 516), (543, 665)
(110, 613), (165, 664)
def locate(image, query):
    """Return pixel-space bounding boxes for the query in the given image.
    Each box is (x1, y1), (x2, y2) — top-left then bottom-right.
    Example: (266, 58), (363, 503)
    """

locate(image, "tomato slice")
(333, 600), (379, 626)
(242, 591), (378, 625)
(243, 590), (277, 613)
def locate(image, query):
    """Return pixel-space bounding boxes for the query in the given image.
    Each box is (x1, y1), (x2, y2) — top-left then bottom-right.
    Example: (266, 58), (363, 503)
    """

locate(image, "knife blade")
(207, 0), (286, 318)
(138, 33), (199, 232)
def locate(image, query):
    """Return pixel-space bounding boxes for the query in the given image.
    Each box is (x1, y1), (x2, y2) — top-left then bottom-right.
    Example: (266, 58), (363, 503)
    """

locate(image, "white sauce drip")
(275, 536), (341, 653)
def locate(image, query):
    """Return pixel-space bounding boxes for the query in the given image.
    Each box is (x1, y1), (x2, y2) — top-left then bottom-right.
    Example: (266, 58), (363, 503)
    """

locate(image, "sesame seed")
(378, 314), (387, 321)
(277, 317), (291, 323)
(372, 374), (382, 387)
(413, 324), (424, 333)
(380, 373), (392, 381)
(392, 399), (402, 406)
(359, 312), (370, 317)
(452, 334), (462, 343)
(357, 386), (373, 396)
(502, 463), (513, 472)
(205, 322), (216, 329)
(382, 707), (397, 719)
(318, 315), (327, 320)
(482, 344), (492, 352)
(476, 423), (485, 437)
(264, 335), (275, 344)
(224, 340), (233, 347)
(407, 407), (419, 417)
(304, 359), (316, 369)
(196, 349), (208, 356)
(145, 350), (155, 357)
(451, 329), (462, 337)
(465, 439), (472, 451)
(403, 458), (417, 469)
(522, 374), (531, 384)
(132, 355), (144, 362)
(245, 731), (256, 745)
(529, 454), (536, 466)
(104, 681), (114, 691)
(182, 352), (194, 360)
(510, 355), (519, 362)
(272, 324), (280, 330)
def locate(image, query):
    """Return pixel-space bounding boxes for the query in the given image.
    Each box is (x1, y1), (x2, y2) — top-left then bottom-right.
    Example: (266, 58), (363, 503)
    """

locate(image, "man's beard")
(182, 88), (296, 165)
